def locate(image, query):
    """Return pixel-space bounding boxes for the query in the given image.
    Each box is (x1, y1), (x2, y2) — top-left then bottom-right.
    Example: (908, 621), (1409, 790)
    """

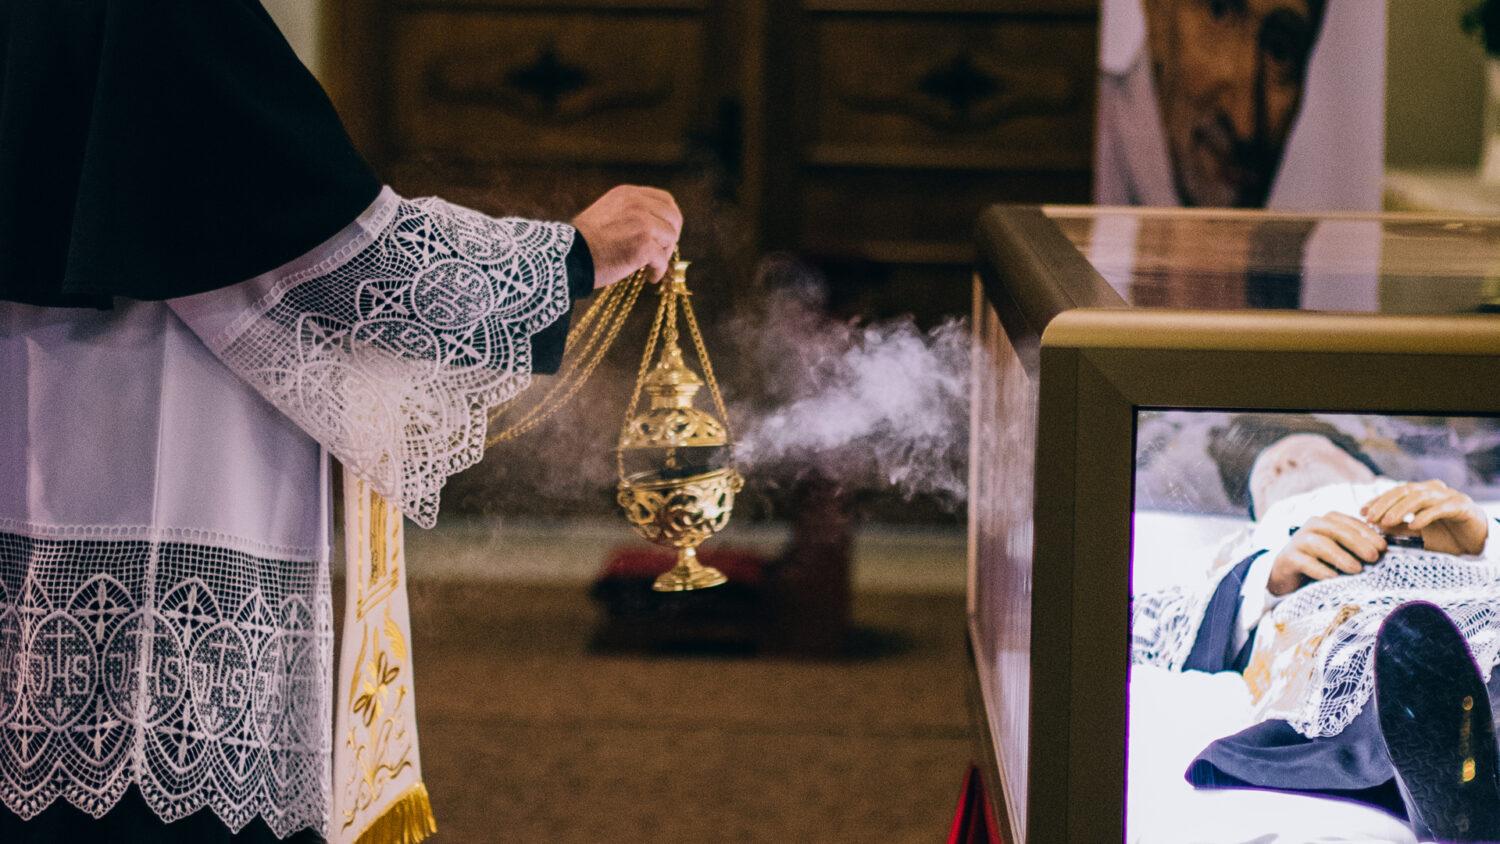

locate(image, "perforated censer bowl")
(617, 465), (744, 591)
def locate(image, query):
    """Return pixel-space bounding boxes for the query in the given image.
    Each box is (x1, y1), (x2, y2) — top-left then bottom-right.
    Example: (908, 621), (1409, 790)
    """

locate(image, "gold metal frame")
(970, 204), (1500, 843)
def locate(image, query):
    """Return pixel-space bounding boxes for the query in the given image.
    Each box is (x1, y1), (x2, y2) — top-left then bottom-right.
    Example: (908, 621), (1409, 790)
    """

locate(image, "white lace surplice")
(0, 188), (574, 836)
(1251, 552), (1500, 737)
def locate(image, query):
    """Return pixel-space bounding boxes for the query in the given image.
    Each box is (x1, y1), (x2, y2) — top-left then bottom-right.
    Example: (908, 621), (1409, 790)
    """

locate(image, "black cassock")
(0, 0), (590, 357)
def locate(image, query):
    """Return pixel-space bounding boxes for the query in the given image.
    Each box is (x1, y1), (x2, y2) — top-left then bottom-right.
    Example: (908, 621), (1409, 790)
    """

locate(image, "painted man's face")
(1249, 433), (1375, 518)
(1144, 0), (1323, 207)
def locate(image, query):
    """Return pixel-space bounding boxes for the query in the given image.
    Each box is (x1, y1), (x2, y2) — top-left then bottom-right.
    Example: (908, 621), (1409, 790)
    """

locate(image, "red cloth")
(948, 765), (1004, 844)
(596, 546), (768, 588)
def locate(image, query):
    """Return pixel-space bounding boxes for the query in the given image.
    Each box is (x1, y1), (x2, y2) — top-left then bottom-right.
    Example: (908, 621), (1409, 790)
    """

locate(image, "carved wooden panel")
(389, 11), (704, 165)
(804, 17), (1095, 170)
(325, 0), (1098, 323)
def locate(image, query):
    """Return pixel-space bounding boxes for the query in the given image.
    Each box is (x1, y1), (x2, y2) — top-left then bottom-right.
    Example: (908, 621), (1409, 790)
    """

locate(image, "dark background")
(319, 0), (1099, 524)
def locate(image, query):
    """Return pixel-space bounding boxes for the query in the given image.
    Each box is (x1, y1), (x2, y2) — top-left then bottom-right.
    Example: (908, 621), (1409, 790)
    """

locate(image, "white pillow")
(1132, 511), (1246, 595)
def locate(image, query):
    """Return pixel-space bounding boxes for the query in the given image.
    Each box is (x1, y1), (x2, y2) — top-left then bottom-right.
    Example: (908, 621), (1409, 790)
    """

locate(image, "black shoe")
(1376, 601), (1500, 843)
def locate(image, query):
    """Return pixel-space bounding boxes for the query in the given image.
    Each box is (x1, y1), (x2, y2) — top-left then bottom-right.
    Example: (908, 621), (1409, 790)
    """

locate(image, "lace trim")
(0, 518), (323, 564)
(1250, 552), (1500, 738)
(0, 531), (333, 837)
(1131, 563), (1237, 671)
(214, 192), (403, 349)
(209, 197), (575, 528)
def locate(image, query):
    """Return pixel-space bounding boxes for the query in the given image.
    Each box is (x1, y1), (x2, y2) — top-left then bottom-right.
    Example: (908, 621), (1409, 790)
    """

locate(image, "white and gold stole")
(331, 471), (438, 844)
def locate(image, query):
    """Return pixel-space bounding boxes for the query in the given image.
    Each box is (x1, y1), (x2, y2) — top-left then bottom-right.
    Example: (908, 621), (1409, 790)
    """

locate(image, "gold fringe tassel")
(353, 782), (438, 844)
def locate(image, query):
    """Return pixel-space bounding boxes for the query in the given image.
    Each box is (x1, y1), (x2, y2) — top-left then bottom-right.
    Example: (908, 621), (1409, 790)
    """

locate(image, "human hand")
(1268, 512), (1386, 596)
(1361, 480), (1489, 556)
(571, 185), (682, 288)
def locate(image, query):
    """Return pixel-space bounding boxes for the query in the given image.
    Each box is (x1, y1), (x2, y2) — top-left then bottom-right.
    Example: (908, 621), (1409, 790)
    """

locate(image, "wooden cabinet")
(324, 0), (1096, 320)
(388, 12), (705, 166)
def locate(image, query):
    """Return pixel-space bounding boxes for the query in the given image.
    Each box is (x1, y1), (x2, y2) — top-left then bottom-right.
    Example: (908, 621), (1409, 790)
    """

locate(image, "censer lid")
(619, 405), (728, 449)
(619, 343), (728, 448)
(618, 257), (731, 451)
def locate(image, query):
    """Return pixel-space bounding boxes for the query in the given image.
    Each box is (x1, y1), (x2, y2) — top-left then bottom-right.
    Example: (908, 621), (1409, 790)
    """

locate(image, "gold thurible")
(616, 254), (743, 591)
(487, 248), (744, 592)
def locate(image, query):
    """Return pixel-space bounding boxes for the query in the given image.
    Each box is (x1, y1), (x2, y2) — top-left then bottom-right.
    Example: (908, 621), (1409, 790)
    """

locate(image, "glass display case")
(968, 207), (1500, 843)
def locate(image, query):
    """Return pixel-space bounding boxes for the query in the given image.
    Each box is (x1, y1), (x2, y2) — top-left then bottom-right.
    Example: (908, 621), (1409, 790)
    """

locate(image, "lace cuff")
(1130, 562), (1239, 670)
(173, 189), (575, 528)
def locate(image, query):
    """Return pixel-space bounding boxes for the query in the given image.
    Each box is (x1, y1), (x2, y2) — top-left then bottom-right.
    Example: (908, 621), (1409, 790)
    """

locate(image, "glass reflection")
(1049, 209), (1500, 315)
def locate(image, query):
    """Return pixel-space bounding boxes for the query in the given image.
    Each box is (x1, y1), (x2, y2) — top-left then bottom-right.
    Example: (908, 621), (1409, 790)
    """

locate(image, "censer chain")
(485, 276), (632, 443)
(679, 291), (731, 441)
(486, 267), (648, 446)
(615, 269), (672, 482)
(482, 245), (729, 491)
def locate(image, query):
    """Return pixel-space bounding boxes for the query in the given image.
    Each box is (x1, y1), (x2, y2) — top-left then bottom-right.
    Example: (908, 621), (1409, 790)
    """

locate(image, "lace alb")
(1133, 550), (1500, 739)
(1, 195), (574, 834)
(0, 530), (332, 837)
(209, 196), (575, 528)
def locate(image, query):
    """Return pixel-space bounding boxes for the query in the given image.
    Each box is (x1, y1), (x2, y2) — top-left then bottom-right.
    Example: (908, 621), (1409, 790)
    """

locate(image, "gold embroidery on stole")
(332, 472), (437, 844)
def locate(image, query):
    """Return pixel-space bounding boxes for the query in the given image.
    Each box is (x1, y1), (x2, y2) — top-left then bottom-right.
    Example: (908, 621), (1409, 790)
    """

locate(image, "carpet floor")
(401, 581), (971, 843)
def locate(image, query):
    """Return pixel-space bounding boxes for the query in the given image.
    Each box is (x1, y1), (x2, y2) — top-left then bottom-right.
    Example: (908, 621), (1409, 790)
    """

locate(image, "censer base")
(652, 549), (728, 592)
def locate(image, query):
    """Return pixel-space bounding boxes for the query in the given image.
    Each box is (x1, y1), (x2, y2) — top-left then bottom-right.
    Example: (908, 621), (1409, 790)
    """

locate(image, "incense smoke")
(462, 256), (974, 515)
(726, 260), (972, 505)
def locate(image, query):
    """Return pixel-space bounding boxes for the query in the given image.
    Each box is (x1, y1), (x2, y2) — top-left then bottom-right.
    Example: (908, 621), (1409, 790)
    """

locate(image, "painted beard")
(1174, 112), (1281, 208)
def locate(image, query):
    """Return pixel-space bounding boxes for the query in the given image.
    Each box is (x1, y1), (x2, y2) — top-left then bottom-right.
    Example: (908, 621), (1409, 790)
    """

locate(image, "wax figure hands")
(1268, 513), (1386, 596)
(571, 186), (683, 288)
(1361, 480), (1490, 557)
(1268, 481), (1490, 595)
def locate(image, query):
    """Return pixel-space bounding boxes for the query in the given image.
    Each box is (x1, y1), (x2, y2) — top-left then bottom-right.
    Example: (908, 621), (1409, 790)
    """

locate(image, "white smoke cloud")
(466, 257), (975, 514)
(727, 272), (971, 504)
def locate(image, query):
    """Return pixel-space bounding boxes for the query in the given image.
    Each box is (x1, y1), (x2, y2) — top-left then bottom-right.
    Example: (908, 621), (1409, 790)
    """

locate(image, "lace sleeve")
(177, 191), (574, 528)
(1131, 563), (1239, 670)
(1131, 586), (1209, 670)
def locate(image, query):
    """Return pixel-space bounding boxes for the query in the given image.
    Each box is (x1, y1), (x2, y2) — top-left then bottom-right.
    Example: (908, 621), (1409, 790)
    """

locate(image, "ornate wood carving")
(425, 44), (672, 124)
(843, 49), (1081, 134)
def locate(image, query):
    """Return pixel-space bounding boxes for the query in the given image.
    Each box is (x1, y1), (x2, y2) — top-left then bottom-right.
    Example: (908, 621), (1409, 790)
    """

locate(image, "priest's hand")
(1361, 480), (1490, 556)
(572, 185), (683, 288)
(1267, 512), (1386, 596)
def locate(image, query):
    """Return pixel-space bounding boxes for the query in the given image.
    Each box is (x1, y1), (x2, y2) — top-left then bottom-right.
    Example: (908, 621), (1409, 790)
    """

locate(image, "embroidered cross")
(303, 320), (350, 357)
(10, 719), (44, 761)
(441, 325), (488, 366)
(396, 223), (444, 265)
(362, 286), (409, 319)
(73, 696), (122, 761)
(163, 584), (216, 638)
(80, 580), (129, 641)
(161, 710), (201, 768)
